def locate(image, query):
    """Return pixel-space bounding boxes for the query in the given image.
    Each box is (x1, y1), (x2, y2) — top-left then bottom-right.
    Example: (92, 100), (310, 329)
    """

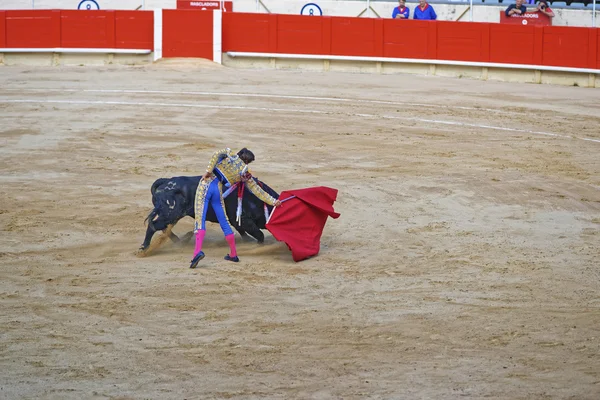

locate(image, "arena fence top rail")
(0, 48), (151, 54)
(226, 51), (600, 74)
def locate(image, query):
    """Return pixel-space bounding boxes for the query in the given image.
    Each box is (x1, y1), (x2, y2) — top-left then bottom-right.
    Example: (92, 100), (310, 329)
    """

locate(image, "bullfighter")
(190, 147), (281, 268)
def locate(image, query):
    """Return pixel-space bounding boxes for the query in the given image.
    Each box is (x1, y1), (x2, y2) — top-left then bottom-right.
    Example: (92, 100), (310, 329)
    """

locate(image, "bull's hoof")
(135, 247), (149, 258)
(190, 251), (205, 269)
(179, 231), (194, 246)
(224, 254), (240, 263)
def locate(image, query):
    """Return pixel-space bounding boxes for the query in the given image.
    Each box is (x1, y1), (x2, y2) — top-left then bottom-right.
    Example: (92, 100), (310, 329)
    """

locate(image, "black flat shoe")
(224, 254), (239, 263)
(190, 251), (205, 269)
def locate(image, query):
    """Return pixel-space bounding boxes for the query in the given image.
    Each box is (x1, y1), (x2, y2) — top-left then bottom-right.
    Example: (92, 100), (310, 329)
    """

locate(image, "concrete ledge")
(0, 48), (151, 54)
(222, 53), (600, 88)
(0, 52), (154, 66)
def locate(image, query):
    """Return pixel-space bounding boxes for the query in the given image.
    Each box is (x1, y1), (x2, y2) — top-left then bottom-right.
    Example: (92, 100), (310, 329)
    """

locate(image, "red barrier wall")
(597, 30), (600, 67)
(437, 21), (486, 62)
(223, 12), (271, 53)
(331, 17), (382, 57)
(489, 24), (538, 65)
(5, 10), (61, 48)
(383, 20), (432, 59)
(0, 10), (153, 50)
(61, 10), (116, 48)
(543, 26), (590, 68)
(163, 10), (213, 58)
(277, 15), (324, 55)
(115, 11), (154, 50)
(222, 13), (599, 71)
(1, 10), (598, 71)
(0, 11), (5, 48)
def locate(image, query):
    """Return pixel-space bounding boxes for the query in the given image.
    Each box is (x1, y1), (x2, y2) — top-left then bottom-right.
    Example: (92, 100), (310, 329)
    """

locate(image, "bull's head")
(147, 184), (189, 231)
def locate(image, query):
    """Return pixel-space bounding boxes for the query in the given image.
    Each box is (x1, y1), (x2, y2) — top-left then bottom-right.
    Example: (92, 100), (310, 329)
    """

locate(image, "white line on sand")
(1, 88), (514, 114)
(3, 98), (598, 144)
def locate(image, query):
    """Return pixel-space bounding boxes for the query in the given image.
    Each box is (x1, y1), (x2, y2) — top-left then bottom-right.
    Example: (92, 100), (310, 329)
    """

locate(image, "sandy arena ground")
(0, 61), (599, 399)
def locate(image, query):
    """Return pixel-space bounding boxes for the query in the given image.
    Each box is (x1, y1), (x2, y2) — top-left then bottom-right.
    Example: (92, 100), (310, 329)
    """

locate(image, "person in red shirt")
(537, 0), (555, 18)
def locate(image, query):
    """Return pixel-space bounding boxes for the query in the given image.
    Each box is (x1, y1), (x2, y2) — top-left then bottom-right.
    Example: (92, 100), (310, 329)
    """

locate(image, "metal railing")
(254, 0), (597, 26)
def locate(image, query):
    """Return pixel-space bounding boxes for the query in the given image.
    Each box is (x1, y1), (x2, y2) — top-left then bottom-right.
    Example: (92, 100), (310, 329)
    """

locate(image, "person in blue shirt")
(505, 0), (527, 17)
(392, 0), (410, 19)
(413, 0), (437, 20)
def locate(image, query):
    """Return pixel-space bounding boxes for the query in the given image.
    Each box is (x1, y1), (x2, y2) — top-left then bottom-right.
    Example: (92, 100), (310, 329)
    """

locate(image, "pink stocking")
(225, 234), (237, 258)
(194, 230), (206, 256)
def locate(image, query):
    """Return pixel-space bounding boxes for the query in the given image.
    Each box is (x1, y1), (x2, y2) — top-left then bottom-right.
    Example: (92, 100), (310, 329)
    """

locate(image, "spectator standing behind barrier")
(413, 0), (437, 20)
(392, 0), (410, 19)
(505, 0), (527, 17)
(537, 0), (555, 18)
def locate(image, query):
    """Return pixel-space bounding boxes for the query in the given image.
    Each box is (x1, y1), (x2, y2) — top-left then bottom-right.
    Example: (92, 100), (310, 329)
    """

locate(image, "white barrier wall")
(2, 0), (598, 27)
(236, 0), (598, 26)
(1, 0), (174, 10)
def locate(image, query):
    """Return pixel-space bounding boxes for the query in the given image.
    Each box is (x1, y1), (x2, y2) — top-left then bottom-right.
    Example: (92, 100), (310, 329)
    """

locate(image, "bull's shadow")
(137, 176), (278, 256)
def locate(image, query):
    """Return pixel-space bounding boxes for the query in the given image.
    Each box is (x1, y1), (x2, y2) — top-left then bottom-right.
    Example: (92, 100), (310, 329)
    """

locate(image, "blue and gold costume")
(194, 148), (277, 233)
(190, 147), (278, 267)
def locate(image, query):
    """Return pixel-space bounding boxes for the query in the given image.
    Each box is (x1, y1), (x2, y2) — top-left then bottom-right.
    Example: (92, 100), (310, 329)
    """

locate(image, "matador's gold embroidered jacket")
(205, 148), (277, 206)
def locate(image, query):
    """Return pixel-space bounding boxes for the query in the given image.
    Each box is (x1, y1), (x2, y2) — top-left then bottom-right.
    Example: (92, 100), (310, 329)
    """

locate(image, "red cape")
(266, 186), (340, 262)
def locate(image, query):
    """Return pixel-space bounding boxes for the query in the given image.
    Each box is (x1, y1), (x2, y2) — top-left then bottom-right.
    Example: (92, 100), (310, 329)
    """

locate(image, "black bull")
(138, 176), (279, 254)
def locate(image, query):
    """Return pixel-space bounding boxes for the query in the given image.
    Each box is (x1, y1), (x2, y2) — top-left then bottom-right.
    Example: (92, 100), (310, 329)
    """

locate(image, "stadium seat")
(568, 2), (587, 8)
(551, 1), (568, 6)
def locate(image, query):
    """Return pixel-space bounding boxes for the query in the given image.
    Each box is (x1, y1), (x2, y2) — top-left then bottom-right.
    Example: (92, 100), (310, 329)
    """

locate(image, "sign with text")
(499, 11), (552, 26)
(177, 1), (233, 11)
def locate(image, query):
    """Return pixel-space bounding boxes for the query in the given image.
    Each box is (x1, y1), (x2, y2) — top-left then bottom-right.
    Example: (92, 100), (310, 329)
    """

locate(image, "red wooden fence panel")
(595, 29), (600, 69)
(268, 13), (277, 53)
(427, 21), (437, 60)
(383, 20), (430, 59)
(481, 23), (490, 62)
(532, 25), (544, 65)
(489, 24), (536, 65)
(321, 16), (332, 54)
(374, 18), (384, 57)
(588, 29), (598, 69)
(0, 12), (6, 48)
(436, 21), (488, 62)
(61, 10), (116, 48)
(115, 11), (153, 50)
(5, 10), (60, 48)
(163, 9), (212, 58)
(542, 26), (590, 68)
(276, 14), (323, 55)
(330, 17), (379, 57)
(222, 12), (270, 53)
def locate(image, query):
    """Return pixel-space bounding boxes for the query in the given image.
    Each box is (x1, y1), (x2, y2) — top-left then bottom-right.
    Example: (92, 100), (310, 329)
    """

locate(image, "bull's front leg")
(236, 227), (250, 240)
(139, 224), (157, 252)
(136, 224), (174, 257)
(226, 212), (249, 240)
(168, 231), (181, 243)
(241, 219), (265, 243)
(179, 231), (194, 245)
